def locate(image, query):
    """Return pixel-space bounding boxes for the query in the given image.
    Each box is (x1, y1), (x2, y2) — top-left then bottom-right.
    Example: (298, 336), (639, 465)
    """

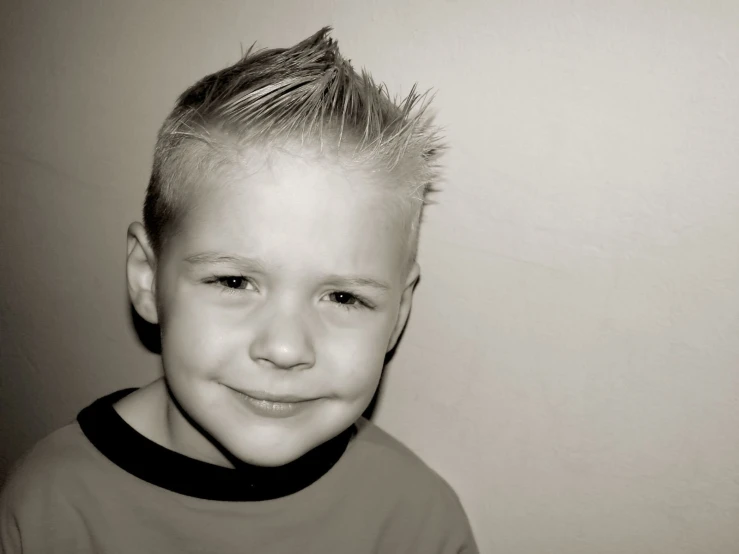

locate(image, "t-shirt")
(0, 388), (478, 553)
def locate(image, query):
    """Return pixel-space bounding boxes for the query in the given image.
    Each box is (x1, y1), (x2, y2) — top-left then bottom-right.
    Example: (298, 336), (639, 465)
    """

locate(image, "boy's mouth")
(226, 386), (312, 403)
(223, 385), (317, 418)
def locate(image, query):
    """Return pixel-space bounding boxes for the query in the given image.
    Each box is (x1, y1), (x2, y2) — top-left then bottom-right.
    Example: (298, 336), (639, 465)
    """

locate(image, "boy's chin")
(215, 417), (357, 468)
(225, 438), (321, 467)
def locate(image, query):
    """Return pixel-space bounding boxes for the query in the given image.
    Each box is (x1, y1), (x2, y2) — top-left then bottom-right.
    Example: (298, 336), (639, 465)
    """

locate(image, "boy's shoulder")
(351, 416), (441, 475)
(335, 418), (476, 551)
(1, 422), (98, 506)
(0, 422), (101, 550)
(346, 416), (467, 510)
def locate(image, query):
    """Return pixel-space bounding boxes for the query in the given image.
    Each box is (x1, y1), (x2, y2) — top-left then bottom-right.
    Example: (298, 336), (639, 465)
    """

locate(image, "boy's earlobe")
(126, 222), (159, 325)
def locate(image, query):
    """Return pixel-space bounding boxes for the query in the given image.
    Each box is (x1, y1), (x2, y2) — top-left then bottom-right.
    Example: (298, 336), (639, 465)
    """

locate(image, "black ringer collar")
(77, 388), (354, 502)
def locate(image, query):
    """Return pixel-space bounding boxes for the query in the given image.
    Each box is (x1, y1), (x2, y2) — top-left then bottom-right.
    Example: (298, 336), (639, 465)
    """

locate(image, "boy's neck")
(86, 384), (356, 501)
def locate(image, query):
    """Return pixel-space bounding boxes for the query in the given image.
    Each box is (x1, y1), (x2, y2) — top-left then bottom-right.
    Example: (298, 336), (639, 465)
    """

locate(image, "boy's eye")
(329, 291), (358, 305)
(211, 276), (254, 291)
(223, 277), (247, 289)
(327, 291), (373, 310)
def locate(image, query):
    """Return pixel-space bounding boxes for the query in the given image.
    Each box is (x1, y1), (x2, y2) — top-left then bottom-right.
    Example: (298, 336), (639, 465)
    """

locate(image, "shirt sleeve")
(0, 453), (96, 554)
(0, 493), (22, 554)
(376, 474), (480, 554)
(1, 455), (28, 554)
(430, 483), (479, 554)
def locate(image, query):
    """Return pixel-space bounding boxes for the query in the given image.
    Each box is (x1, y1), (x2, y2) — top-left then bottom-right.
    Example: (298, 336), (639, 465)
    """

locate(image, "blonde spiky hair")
(143, 27), (445, 265)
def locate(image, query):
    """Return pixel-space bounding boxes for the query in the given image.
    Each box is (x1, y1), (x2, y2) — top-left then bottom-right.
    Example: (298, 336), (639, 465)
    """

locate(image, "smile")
(225, 386), (316, 419)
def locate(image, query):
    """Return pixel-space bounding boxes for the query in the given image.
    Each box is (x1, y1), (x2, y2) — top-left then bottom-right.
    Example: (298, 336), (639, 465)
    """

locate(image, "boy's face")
(146, 148), (417, 467)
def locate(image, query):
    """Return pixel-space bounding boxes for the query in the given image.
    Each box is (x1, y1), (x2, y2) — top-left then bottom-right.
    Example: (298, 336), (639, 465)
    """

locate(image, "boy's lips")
(223, 385), (314, 403)
(224, 385), (319, 419)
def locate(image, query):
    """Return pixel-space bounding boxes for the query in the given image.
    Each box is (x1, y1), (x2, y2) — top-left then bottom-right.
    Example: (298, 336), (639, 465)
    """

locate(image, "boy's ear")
(127, 222), (159, 325)
(387, 262), (421, 353)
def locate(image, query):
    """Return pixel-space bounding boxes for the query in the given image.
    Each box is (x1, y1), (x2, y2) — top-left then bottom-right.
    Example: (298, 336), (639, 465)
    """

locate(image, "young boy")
(0, 28), (478, 553)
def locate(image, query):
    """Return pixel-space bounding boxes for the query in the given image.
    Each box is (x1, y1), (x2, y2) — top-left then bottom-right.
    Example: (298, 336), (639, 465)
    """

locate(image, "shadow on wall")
(127, 276), (418, 421)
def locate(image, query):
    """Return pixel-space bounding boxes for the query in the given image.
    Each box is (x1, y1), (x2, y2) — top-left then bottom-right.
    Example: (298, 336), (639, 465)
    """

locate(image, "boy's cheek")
(160, 315), (235, 372)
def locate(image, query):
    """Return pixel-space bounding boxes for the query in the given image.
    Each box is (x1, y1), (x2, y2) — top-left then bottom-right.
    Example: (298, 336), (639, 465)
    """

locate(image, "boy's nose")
(248, 308), (316, 371)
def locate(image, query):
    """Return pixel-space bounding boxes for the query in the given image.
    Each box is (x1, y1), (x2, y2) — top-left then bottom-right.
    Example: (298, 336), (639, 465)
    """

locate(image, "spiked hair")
(143, 27), (445, 266)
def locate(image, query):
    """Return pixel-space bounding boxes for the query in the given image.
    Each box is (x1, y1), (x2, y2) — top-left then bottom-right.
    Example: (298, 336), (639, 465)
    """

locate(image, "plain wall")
(2, 0), (738, 551)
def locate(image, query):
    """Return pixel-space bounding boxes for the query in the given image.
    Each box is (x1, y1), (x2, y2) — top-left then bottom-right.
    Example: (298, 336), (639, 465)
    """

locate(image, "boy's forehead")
(180, 142), (408, 224)
(172, 148), (412, 275)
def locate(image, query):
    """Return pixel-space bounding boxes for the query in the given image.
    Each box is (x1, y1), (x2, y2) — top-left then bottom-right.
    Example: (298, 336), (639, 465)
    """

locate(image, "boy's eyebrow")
(183, 252), (267, 271)
(183, 252), (391, 292)
(324, 276), (391, 292)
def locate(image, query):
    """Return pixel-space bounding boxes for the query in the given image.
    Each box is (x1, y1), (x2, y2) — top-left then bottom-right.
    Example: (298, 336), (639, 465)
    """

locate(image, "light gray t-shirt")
(0, 389), (477, 553)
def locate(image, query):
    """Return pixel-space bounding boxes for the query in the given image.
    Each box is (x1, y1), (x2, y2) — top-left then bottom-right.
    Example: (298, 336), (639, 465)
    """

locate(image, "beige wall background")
(2, 0), (738, 551)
